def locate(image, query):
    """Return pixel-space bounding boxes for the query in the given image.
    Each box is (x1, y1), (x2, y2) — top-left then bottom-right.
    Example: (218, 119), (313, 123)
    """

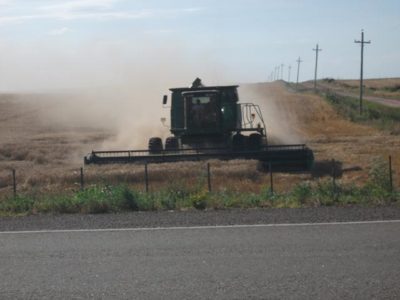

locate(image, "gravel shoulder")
(1, 205), (400, 232)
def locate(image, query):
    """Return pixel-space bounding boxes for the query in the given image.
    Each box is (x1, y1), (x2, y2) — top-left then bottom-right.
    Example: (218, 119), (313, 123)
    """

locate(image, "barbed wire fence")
(0, 155), (397, 201)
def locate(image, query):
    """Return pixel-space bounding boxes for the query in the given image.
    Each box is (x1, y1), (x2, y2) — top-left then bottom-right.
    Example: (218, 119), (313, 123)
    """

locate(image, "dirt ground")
(0, 81), (399, 197)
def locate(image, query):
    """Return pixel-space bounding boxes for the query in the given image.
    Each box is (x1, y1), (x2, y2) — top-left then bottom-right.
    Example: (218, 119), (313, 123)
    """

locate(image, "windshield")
(185, 93), (218, 130)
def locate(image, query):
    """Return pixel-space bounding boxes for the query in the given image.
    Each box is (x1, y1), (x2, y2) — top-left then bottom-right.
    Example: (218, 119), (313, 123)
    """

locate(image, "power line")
(288, 65), (292, 82)
(354, 29), (371, 115)
(296, 57), (303, 87)
(313, 44), (322, 90)
(280, 63), (284, 80)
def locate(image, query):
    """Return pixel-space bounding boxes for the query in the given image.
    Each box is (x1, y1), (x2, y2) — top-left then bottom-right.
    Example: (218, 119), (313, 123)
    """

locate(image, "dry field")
(339, 78), (400, 90)
(0, 81), (399, 198)
(247, 82), (400, 186)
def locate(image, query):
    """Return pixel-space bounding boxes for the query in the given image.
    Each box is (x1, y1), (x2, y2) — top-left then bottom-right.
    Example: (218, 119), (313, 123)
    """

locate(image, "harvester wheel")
(248, 133), (262, 150)
(232, 133), (246, 151)
(148, 137), (163, 154)
(165, 136), (179, 151)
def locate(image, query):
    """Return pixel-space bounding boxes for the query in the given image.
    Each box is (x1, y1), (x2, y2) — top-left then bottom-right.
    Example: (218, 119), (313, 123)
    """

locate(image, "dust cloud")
(0, 36), (300, 152)
(0, 37), (228, 150)
(239, 82), (304, 145)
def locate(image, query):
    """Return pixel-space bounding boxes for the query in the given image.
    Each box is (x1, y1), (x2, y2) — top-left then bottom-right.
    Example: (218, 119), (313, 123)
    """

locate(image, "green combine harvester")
(84, 78), (314, 171)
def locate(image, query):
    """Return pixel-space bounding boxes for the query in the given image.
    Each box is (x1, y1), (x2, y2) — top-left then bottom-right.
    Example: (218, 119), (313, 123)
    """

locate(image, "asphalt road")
(1, 206), (400, 231)
(1, 217), (400, 299)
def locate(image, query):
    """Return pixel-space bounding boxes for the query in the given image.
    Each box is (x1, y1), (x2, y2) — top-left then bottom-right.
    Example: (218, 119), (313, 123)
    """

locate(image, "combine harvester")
(84, 79), (314, 171)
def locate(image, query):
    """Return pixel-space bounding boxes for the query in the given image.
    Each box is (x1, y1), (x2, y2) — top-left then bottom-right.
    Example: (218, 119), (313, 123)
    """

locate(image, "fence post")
(207, 163), (212, 192)
(332, 159), (336, 200)
(80, 167), (84, 191)
(269, 162), (273, 194)
(12, 169), (16, 199)
(144, 163), (149, 193)
(389, 155), (393, 192)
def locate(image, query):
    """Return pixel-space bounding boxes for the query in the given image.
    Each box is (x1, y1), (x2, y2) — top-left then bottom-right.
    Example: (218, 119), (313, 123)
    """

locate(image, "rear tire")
(248, 133), (262, 150)
(232, 133), (247, 151)
(165, 136), (179, 151)
(148, 137), (163, 154)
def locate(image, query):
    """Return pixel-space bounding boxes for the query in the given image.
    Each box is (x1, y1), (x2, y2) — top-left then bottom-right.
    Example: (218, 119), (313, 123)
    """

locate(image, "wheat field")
(0, 82), (399, 198)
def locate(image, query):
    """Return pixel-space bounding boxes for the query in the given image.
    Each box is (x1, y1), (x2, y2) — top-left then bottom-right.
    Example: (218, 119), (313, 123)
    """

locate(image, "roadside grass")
(0, 159), (398, 216)
(324, 91), (400, 134)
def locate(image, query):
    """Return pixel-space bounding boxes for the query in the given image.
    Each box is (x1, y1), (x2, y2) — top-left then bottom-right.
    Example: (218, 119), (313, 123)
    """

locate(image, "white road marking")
(0, 219), (400, 235)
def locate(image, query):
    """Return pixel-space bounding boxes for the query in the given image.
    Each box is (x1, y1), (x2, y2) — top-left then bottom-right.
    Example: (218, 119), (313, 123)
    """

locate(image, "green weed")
(0, 173), (398, 215)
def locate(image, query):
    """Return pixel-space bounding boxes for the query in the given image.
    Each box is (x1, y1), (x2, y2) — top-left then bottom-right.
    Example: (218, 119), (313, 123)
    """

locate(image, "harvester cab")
(161, 79), (267, 150)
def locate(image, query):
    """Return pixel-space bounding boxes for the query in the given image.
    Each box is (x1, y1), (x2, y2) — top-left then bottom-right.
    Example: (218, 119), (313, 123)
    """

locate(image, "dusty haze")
(240, 82), (304, 144)
(0, 37), (301, 151)
(0, 37), (230, 150)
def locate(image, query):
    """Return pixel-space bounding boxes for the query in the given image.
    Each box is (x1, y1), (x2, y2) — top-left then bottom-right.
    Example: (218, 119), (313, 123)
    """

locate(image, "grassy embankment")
(333, 78), (400, 100)
(323, 87), (400, 134)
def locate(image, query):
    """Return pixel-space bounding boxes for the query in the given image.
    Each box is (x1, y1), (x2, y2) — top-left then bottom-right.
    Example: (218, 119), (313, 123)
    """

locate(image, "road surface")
(1, 207), (400, 299)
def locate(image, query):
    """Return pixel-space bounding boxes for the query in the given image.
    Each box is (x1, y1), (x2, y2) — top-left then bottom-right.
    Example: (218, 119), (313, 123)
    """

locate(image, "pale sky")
(0, 0), (399, 91)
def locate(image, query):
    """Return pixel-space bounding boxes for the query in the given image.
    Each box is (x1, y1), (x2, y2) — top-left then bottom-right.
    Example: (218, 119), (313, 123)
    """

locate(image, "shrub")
(0, 195), (35, 213)
(190, 190), (208, 210)
(368, 159), (392, 192)
(120, 187), (139, 211)
(291, 182), (313, 205)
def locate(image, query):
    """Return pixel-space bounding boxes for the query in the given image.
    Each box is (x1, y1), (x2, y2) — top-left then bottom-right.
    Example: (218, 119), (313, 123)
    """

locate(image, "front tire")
(148, 137), (163, 154)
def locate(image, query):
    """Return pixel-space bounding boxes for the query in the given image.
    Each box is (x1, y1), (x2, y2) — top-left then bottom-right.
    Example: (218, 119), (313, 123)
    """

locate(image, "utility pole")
(354, 29), (371, 115)
(296, 57), (303, 87)
(288, 65), (292, 82)
(313, 44), (322, 90)
(280, 63), (284, 80)
(276, 66), (279, 80)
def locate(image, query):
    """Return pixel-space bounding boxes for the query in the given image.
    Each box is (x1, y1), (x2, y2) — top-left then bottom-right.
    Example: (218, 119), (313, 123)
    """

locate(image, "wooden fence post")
(269, 162), (273, 194)
(80, 167), (84, 191)
(12, 169), (16, 199)
(332, 159), (337, 200)
(389, 155), (393, 192)
(207, 163), (212, 192)
(144, 163), (149, 193)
